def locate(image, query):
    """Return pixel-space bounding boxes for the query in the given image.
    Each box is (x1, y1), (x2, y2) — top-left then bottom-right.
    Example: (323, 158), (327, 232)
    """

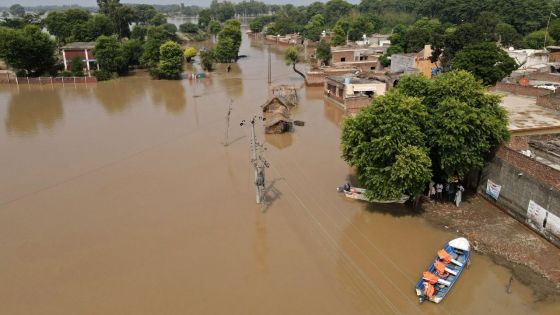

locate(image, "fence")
(0, 73), (97, 85)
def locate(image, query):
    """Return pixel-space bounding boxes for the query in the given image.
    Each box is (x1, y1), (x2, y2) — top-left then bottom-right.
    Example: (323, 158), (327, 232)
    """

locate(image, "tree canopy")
(0, 25), (56, 76)
(453, 42), (517, 85)
(341, 70), (510, 199)
(215, 19), (242, 63)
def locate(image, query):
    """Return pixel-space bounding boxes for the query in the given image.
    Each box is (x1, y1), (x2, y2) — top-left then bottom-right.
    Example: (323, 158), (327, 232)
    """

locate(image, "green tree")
(304, 14), (325, 42)
(325, 0), (353, 26)
(330, 24), (347, 46)
(215, 19), (241, 63)
(453, 42), (517, 86)
(140, 25), (175, 67)
(97, 0), (132, 38)
(183, 46), (197, 62)
(315, 40), (331, 65)
(496, 23), (522, 47)
(149, 13), (167, 26)
(198, 9), (213, 28)
(179, 22), (198, 34)
(209, 20), (222, 35)
(132, 4), (157, 25)
(0, 25), (56, 76)
(341, 90), (431, 200)
(9, 4), (25, 17)
(211, 0), (236, 22)
(284, 45), (305, 78)
(153, 40), (183, 80)
(94, 35), (126, 74)
(249, 19), (263, 33)
(131, 25), (147, 41)
(122, 39), (143, 66)
(70, 55), (84, 76)
(200, 48), (215, 71)
(523, 29), (554, 49)
(398, 71), (510, 178)
(45, 9), (91, 43)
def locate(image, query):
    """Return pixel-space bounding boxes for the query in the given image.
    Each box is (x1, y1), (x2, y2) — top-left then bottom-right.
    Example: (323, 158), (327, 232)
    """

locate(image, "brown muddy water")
(0, 31), (559, 315)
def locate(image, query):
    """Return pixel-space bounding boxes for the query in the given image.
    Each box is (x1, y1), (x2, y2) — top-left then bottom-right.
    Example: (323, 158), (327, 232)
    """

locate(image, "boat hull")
(415, 237), (470, 304)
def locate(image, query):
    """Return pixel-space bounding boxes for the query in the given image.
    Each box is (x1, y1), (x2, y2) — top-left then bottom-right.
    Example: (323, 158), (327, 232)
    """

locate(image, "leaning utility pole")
(224, 99), (233, 146)
(241, 116), (269, 204)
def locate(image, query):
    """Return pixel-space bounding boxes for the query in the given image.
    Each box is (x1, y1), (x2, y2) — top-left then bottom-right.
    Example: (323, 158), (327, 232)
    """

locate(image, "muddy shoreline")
(420, 194), (560, 301)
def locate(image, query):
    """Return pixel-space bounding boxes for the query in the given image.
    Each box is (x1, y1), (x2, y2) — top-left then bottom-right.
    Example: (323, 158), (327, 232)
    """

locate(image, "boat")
(415, 237), (470, 304)
(336, 184), (409, 204)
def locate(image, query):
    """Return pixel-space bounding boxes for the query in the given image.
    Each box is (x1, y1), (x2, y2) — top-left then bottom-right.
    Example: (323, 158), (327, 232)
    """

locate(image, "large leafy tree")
(45, 9), (91, 43)
(453, 42), (517, 86)
(131, 4), (157, 25)
(97, 0), (132, 38)
(140, 25), (175, 67)
(325, 0), (353, 26)
(154, 41), (183, 80)
(341, 91), (432, 200)
(341, 70), (510, 199)
(304, 14), (325, 42)
(0, 25), (56, 76)
(315, 40), (331, 66)
(523, 29), (554, 49)
(398, 71), (510, 178)
(94, 35), (127, 74)
(9, 4), (25, 17)
(215, 19), (241, 62)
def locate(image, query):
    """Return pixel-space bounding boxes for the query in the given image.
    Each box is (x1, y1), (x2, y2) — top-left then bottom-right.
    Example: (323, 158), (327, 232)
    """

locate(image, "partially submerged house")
(61, 42), (98, 76)
(262, 96), (291, 114)
(264, 112), (293, 134)
(324, 75), (387, 114)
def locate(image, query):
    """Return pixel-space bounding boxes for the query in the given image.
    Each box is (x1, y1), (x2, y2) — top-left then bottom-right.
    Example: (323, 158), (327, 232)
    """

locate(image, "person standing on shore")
(455, 184), (465, 207)
(436, 183), (443, 202)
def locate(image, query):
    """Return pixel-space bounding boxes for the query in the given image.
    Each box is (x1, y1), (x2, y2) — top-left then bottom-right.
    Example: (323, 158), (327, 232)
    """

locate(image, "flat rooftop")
(328, 76), (384, 85)
(496, 92), (560, 135)
(61, 42), (96, 50)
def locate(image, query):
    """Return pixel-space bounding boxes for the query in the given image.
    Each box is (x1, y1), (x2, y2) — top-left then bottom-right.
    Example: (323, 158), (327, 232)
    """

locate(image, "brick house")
(324, 75), (386, 114)
(330, 47), (379, 72)
(61, 42), (98, 76)
(390, 45), (438, 78)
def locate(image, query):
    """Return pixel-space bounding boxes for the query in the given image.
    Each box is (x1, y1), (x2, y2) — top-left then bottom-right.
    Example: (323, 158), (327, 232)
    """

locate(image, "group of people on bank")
(429, 179), (465, 207)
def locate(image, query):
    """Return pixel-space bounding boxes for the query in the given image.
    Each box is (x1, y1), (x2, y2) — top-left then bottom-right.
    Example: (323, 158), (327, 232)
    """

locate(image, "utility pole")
(544, 11), (557, 50)
(267, 44), (272, 84)
(224, 99), (233, 146)
(241, 116), (269, 204)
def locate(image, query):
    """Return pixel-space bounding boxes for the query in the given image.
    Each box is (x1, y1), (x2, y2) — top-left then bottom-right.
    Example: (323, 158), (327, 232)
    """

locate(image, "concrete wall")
(528, 72), (560, 83)
(479, 146), (560, 245)
(492, 82), (552, 97)
(390, 54), (415, 73)
(305, 68), (356, 86)
(536, 92), (560, 111)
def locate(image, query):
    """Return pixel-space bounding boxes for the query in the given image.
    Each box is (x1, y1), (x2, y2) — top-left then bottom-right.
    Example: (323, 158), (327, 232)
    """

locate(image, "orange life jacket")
(423, 282), (435, 298)
(422, 271), (439, 285)
(438, 249), (452, 264)
(434, 260), (449, 277)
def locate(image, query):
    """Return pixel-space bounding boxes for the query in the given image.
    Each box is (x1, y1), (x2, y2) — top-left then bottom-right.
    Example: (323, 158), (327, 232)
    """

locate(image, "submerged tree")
(315, 40), (331, 66)
(284, 45), (305, 78)
(215, 19), (241, 63)
(152, 41), (183, 80)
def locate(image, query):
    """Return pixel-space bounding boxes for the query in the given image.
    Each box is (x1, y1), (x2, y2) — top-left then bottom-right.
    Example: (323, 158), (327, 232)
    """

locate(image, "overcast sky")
(1, 0), (360, 7)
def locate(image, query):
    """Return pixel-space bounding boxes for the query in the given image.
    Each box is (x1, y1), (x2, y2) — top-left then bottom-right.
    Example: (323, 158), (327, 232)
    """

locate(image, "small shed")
(264, 112), (293, 134)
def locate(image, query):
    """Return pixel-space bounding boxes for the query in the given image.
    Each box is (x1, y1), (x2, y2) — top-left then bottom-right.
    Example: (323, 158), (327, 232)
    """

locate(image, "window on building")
(341, 57), (346, 62)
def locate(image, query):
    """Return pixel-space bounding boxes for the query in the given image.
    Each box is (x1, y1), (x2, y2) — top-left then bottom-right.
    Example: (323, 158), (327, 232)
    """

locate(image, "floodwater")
(0, 31), (559, 315)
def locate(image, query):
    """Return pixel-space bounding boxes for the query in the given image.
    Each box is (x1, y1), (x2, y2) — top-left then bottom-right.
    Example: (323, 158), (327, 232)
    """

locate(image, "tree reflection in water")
(4, 86), (63, 137)
(150, 80), (187, 114)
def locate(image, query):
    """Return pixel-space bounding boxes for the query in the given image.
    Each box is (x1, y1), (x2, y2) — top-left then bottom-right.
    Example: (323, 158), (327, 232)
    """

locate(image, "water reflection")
(94, 77), (147, 114)
(4, 86), (63, 136)
(150, 80), (187, 114)
(323, 99), (345, 127)
(265, 133), (293, 150)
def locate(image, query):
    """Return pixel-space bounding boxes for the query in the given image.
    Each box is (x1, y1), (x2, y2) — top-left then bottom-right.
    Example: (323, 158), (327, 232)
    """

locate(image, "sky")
(0, 0), (360, 7)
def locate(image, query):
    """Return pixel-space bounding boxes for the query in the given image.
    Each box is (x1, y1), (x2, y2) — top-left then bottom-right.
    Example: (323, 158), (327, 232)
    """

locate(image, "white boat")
(337, 184), (409, 204)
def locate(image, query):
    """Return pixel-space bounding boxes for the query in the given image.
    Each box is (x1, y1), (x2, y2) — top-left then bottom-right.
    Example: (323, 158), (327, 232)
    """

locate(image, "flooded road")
(1, 31), (559, 314)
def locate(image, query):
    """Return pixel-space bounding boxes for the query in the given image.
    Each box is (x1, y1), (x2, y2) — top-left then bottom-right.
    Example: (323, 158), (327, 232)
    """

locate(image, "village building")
(390, 45), (438, 78)
(61, 42), (98, 76)
(330, 46), (379, 72)
(324, 75), (386, 114)
(264, 33), (302, 45)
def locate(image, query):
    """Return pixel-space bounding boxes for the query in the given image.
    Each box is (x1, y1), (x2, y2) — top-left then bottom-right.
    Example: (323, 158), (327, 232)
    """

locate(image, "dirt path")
(421, 194), (560, 300)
